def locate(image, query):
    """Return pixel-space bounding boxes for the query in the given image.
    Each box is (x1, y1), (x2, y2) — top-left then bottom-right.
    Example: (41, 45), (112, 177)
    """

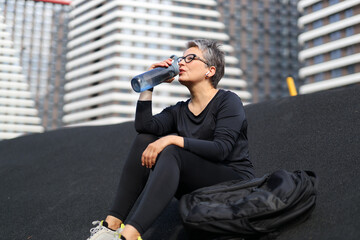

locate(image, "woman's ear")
(206, 66), (216, 78)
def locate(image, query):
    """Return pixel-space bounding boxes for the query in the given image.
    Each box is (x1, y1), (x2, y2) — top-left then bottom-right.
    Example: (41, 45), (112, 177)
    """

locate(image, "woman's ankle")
(121, 224), (141, 240)
(105, 215), (122, 230)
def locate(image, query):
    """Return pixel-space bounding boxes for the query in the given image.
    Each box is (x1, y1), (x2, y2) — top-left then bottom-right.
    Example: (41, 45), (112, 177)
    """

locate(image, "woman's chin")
(178, 79), (188, 86)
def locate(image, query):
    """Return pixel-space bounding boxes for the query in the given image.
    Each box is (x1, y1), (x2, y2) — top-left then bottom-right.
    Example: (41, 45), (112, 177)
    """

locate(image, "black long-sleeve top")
(135, 89), (254, 173)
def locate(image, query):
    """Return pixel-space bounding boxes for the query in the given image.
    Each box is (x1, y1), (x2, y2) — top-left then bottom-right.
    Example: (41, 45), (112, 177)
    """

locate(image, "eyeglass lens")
(178, 54), (195, 63)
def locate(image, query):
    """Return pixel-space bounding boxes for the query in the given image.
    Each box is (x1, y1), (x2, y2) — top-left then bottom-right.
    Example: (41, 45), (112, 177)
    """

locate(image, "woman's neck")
(188, 84), (218, 115)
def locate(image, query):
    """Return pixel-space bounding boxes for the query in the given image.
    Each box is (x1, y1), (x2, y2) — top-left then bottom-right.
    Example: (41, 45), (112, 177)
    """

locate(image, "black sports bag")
(179, 170), (318, 239)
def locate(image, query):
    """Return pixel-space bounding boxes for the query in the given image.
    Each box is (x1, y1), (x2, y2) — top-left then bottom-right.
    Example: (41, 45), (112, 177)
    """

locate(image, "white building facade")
(64, 0), (251, 127)
(0, 13), (44, 140)
(0, 0), (71, 135)
(297, 0), (360, 94)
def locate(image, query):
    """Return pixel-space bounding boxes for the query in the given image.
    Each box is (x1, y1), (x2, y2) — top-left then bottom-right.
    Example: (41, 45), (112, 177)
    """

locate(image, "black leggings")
(109, 133), (252, 234)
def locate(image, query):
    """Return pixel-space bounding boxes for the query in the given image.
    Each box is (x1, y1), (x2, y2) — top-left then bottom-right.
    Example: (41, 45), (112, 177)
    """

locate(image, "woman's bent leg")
(174, 151), (252, 198)
(125, 145), (182, 235)
(125, 145), (248, 235)
(108, 133), (158, 222)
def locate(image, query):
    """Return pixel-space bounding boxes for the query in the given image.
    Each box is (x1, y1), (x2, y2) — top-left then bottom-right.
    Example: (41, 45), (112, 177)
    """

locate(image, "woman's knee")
(156, 145), (182, 166)
(161, 145), (181, 157)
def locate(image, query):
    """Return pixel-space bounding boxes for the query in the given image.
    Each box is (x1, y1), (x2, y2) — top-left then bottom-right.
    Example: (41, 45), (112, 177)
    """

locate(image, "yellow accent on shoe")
(117, 223), (125, 239)
(138, 236), (142, 240)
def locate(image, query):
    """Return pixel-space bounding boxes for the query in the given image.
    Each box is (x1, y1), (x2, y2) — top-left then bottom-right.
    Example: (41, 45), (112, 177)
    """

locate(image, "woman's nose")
(178, 59), (185, 66)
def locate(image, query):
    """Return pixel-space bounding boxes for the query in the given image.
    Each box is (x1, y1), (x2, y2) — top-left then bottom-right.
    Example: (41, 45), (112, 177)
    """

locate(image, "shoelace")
(87, 221), (141, 240)
(87, 220), (105, 239)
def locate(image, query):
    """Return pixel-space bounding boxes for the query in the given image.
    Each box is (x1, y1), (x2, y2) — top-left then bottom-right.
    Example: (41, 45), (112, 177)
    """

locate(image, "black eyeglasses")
(177, 54), (210, 66)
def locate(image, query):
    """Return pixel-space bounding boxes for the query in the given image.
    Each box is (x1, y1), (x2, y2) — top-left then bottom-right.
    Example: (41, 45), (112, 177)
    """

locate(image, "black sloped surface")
(245, 85), (360, 240)
(0, 123), (137, 240)
(0, 85), (359, 240)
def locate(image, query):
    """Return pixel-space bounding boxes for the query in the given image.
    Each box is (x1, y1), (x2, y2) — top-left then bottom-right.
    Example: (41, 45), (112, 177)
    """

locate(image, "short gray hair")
(186, 39), (225, 88)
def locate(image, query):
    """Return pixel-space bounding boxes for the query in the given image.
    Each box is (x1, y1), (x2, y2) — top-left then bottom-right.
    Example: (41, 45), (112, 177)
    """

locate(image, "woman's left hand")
(141, 135), (184, 168)
(141, 137), (168, 168)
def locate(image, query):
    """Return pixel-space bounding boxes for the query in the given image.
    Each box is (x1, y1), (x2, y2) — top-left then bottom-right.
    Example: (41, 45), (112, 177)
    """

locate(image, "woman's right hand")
(148, 58), (176, 83)
(139, 58), (175, 100)
(148, 58), (173, 70)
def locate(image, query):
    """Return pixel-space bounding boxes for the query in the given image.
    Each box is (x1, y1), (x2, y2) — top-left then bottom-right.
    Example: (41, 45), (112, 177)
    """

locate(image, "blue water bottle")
(131, 55), (180, 93)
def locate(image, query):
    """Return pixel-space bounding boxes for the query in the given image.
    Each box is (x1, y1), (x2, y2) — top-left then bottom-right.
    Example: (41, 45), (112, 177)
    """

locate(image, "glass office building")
(217, 0), (301, 102)
(64, 0), (251, 127)
(0, 0), (70, 133)
(297, 0), (360, 94)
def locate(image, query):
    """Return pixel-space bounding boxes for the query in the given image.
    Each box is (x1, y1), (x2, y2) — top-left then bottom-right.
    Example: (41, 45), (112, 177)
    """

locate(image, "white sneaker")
(86, 220), (124, 240)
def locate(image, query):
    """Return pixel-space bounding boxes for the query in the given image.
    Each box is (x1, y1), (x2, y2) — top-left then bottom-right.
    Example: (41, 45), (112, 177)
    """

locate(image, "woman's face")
(178, 47), (209, 86)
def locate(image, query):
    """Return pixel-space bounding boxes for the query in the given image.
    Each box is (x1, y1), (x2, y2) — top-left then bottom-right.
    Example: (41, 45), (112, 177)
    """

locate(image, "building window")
(329, 13), (340, 23)
(312, 2), (322, 11)
(347, 46), (355, 55)
(313, 37), (323, 46)
(346, 27), (354, 37)
(330, 31), (341, 41)
(314, 73), (324, 82)
(330, 49), (341, 59)
(345, 8), (353, 18)
(314, 55), (324, 64)
(329, 0), (339, 5)
(331, 68), (342, 78)
(312, 19), (323, 29)
(347, 65), (355, 74)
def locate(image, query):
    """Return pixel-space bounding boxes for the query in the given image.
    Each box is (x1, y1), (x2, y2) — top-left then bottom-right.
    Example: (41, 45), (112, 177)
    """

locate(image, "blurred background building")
(0, 0), (359, 140)
(0, 0), (70, 138)
(297, 0), (360, 94)
(63, 0), (250, 127)
(217, 0), (301, 102)
(0, 11), (44, 139)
